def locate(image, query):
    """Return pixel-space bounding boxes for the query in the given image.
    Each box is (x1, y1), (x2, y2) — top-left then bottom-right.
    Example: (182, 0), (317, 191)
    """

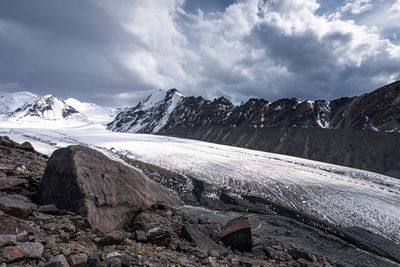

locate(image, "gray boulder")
(38, 145), (175, 232)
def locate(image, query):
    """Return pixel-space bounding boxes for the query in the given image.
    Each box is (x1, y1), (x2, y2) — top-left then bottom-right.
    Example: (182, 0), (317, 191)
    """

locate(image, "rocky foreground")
(0, 136), (399, 267)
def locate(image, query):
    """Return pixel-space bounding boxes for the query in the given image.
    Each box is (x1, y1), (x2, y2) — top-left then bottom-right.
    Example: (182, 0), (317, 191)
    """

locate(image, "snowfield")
(1, 123), (400, 244)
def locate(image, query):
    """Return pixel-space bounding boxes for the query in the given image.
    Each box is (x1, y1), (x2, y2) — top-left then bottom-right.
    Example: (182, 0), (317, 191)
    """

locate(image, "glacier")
(1, 123), (399, 245)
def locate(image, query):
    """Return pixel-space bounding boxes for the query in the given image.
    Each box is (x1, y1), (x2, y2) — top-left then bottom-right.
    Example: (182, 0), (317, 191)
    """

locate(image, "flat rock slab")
(16, 242), (44, 258)
(0, 210), (36, 236)
(0, 176), (29, 190)
(0, 196), (37, 218)
(39, 145), (176, 232)
(180, 224), (219, 251)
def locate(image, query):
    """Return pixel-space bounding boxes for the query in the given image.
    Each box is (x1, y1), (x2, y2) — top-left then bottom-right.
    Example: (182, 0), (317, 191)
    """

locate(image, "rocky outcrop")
(38, 145), (176, 232)
(220, 216), (252, 251)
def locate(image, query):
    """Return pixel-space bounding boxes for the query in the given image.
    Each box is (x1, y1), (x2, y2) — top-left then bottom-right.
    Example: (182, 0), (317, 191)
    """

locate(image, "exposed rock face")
(220, 216), (252, 251)
(109, 81), (400, 134)
(38, 145), (175, 232)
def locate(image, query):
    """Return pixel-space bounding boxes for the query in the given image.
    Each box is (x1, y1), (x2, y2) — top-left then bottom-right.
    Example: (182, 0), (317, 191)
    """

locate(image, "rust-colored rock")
(1, 246), (25, 262)
(39, 145), (175, 232)
(221, 216), (252, 251)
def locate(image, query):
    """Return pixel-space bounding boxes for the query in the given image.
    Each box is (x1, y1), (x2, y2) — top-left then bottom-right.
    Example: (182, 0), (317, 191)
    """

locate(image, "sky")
(0, 0), (399, 106)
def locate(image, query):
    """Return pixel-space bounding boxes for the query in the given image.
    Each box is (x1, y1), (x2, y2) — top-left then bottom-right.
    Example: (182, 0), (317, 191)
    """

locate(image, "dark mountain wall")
(163, 126), (400, 178)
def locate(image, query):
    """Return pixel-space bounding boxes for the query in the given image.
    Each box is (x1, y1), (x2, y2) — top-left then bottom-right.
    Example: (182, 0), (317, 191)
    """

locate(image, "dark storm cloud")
(0, 0), (399, 106)
(0, 0), (152, 105)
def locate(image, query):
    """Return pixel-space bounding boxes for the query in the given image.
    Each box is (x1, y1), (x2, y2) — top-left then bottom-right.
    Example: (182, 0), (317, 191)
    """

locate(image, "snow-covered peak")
(138, 88), (184, 111)
(65, 98), (118, 123)
(0, 91), (38, 114)
(107, 88), (185, 133)
(8, 94), (86, 124)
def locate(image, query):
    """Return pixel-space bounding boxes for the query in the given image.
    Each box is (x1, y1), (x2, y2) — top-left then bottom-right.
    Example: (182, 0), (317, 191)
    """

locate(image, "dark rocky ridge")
(108, 80), (400, 178)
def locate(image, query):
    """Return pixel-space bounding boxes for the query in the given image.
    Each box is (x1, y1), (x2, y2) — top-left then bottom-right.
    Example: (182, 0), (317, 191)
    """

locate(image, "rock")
(100, 230), (125, 246)
(135, 230), (147, 242)
(0, 246), (25, 262)
(17, 142), (35, 152)
(209, 249), (219, 257)
(180, 224), (219, 250)
(17, 242), (44, 258)
(37, 204), (58, 214)
(0, 235), (17, 247)
(33, 211), (55, 224)
(38, 145), (176, 232)
(0, 210), (36, 236)
(145, 227), (172, 247)
(87, 252), (101, 267)
(0, 176), (29, 190)
(0, 195), (37, 218)
(68, 253), (88, 267)
(0, 136), (18, 149)
(76, 236), (97, 253)
(44, 254), (70, 267)
(220, 216), (252, 251)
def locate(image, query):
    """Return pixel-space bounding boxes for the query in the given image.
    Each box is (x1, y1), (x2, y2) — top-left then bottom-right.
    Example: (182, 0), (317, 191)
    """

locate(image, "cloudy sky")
(0, 0), (399, 106)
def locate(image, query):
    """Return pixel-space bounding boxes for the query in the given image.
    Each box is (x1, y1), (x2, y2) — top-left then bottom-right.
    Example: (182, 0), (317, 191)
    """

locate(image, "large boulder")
(38, 145), (176, 232)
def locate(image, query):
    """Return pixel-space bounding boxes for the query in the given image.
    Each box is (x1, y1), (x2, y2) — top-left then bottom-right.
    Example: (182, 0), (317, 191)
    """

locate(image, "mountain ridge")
(108, 80), (400, 134)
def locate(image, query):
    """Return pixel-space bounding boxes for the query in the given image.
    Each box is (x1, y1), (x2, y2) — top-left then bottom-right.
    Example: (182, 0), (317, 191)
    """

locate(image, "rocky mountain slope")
(108, 81), (400, 134)
(1, 136), (400, 266)
(107, 81), (400, 178)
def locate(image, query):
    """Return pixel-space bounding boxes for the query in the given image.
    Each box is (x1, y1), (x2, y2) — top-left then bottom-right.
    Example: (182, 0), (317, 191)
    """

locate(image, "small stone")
(0, 246), (25, 262)
(135, 230), (146, 242)
(68, 253), (88, 267)
(17, 242), (44, 258)
(87, 252), (101, 267)
(42, 223), (57, 231)
(44, 254), (70, 267)
(0, 234), (17, 247)
(33, 211), (55, 224)
(100, 230), (125, 246)
(37, 204), (58, 214)
(56, 232), (70, 243)
(209, 249), (219, 257)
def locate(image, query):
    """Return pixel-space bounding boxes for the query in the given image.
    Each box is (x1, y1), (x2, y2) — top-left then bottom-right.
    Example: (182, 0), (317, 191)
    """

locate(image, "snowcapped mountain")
(7, 94), (86, 123)
(108, 81), (400, 134)
(107, 89), (185, 133)
(0, 91), (39, 114)
(0, 92), (117, 127)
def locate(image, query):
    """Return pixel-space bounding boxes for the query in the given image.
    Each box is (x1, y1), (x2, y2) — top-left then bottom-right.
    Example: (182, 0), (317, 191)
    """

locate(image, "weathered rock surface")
(0, 195), (37, 218)
(39, 145), (176, 232)
(180, 224), (220, 251)
(44, 254), (70, 267)
(17, 142), (35, 153)
(221, 216), (252, 251)
(0, 210), (36, 236)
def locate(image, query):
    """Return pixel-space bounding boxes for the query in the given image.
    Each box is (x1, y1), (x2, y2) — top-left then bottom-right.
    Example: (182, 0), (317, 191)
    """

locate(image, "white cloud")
(341, 0), (373, 15)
